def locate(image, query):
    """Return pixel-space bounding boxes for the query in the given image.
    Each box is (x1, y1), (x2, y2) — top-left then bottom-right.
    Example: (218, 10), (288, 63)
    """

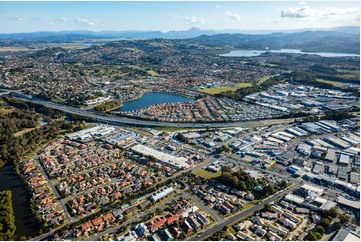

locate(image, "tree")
(315, 225), (325, 234)
(339, 214), (349, 225)
(314, 232), (322, 240)
(306, 232), (317, 241)
(321, 218), (331, 229)
(327, 207), (338, 218)
(221, 166), (232, 173)
(264, 204), (272, 212)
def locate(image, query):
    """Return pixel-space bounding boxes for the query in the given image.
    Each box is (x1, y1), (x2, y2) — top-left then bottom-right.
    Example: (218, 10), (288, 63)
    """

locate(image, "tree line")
(0, 190), (16, 240)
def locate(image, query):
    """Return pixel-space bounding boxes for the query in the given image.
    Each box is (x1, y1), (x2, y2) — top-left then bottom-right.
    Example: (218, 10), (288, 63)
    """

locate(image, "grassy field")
(242, 202), (254, 210)
(316, 78), (343, 86)
(257, 75), (273, 85)
(199, 86), (238, 94)
(194, 169), (221, 179)
(236, 83), (253, 88)
(147, 70), (158, 76)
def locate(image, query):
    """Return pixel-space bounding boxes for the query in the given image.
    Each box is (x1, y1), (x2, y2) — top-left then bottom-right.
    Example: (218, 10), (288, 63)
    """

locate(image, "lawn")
(147, 70), (158, 76)
(194, 169), (221, 179)
(316, 78), (343, 86)
(242, 202), (254, 210)
(257, 75), (273, 85)
(199, 86), (238, 94)
(236, 83), (253, 88)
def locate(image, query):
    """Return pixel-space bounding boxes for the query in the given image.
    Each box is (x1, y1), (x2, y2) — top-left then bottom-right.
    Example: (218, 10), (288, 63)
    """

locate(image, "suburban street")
(187, 182), (302, 241)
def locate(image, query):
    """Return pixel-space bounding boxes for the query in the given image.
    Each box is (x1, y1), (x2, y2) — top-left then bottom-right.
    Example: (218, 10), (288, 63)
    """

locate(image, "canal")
(120, 92), (194, 112)
(0, 165), (40, 239)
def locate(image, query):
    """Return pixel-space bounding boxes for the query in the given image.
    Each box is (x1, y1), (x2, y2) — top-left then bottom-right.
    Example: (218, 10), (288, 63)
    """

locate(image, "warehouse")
(324, 136), (351, 150)
(325, 149), (336, 162)
(338, 154), (350, 165)
(318, 120), (341, 132)
(131, 144), (190, 169)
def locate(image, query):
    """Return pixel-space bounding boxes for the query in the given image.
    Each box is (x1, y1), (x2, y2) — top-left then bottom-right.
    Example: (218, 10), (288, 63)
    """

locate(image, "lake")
(120, 92), (194, 112)
(220, 49), (360, 57)
(0, 165), (40, 239)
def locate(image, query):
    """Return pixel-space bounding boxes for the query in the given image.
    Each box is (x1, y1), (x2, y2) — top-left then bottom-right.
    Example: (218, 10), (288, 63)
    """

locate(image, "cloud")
(281, 6), (359, 19)
(181, 16), (205, 24)
(55, 17), (98, 26)
(225, 12), (242, 22)
(0, 14), (101, 26)
(299, 1), (306, 5)
(281, 6), (315, 18)
(163, 14), (207, 25)
(215, 5), (221, 9)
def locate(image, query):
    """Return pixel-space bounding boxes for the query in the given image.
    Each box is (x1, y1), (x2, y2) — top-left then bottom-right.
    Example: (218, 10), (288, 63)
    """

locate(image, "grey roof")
(337, 196), (360, 210)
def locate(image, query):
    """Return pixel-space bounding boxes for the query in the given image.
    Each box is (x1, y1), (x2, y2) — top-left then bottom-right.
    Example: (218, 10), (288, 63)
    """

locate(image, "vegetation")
(193, 169), (221, 179)
(0, 97), (88, 169)
(199, 86), (238, 95)
(236, 82), (253, 88)
(93, 100), (123, 112)
(219, 166), (289, 199)
(219, 167), (257, 191)
(0, 190), (16, 240)
(219, 74), (287, 101)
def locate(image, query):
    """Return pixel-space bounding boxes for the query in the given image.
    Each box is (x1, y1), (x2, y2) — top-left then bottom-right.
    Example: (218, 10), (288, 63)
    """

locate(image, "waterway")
(0, 165), (40, 239)
(120, 92), (194, 112)
(220, 49), (360, 57)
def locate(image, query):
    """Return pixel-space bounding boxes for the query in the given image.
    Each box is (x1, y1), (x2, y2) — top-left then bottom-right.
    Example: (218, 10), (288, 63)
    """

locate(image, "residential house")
(235, 220), (253, 231)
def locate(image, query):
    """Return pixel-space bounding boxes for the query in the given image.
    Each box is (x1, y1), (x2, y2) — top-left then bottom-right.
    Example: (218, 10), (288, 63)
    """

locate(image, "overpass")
(3, 90), (296, 128)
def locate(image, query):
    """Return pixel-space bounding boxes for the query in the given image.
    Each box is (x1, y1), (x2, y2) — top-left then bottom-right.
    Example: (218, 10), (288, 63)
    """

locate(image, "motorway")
(3, 90), (297, 128)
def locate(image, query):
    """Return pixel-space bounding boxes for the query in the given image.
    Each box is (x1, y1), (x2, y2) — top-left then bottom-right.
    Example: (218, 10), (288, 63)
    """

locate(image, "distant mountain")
(0, 26), (359, 41)
(192, 30), (360, 54)
(0, 26), (359, 54)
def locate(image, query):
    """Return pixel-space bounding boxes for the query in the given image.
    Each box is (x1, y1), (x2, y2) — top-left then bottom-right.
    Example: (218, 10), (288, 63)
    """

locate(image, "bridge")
(2, 89), (296, 128)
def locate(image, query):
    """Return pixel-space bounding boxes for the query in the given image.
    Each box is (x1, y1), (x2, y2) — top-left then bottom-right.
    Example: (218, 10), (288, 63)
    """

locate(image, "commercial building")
(150, 186), (174, 202)
(131, 144), (190, 169)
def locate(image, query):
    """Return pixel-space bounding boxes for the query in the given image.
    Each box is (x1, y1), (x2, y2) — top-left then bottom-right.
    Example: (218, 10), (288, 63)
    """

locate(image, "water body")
(0, 165), (40, 239)
(120, 92), (194, 112)
(220, 49), (360, 57)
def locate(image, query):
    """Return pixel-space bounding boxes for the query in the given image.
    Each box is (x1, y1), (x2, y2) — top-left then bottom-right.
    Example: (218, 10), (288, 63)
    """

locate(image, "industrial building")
(131, 144), (190, 169)
(150, 186), (174, 202)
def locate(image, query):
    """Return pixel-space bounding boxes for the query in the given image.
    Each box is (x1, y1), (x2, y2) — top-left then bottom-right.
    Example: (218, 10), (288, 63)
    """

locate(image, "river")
(120, 92), (194, 112)
(0, 165), (40, 239)
(220, 49), (360, 57)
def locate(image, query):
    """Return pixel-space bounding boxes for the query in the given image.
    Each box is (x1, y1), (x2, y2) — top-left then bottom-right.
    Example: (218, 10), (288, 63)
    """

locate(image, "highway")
(3, 90), (297, 128)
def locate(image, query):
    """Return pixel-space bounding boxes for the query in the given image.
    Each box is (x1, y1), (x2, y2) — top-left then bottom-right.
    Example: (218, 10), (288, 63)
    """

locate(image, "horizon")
(0, 1), (359, 34)
(0, 25), (360, 35)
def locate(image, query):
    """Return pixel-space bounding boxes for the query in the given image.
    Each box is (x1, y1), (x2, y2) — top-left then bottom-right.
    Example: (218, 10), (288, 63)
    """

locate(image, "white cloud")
(181, 16), (205, 24)
(299, 1), (307, 5)
(163, 14), (207, 25)
(225, 11), (242, 22)
(281, 6), (359, 19)
(216, 5), (221, 9)
(1, 15), (101, 26)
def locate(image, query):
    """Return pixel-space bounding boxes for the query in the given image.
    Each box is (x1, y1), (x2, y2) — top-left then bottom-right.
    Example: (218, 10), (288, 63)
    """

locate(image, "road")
(183, 191), (225, 223)
(4, 90), (297, 128)
(33, 154), (75, 224)
(84, 192), (185, 241)
(187, 182), (302, 241)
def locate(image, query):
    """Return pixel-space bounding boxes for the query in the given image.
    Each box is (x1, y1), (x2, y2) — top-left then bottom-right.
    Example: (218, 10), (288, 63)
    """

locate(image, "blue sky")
(0, 1), (359, 33)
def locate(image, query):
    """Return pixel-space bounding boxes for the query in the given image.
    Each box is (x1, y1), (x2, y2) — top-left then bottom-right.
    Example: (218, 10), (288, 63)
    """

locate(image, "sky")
(0, 1), (359, 33)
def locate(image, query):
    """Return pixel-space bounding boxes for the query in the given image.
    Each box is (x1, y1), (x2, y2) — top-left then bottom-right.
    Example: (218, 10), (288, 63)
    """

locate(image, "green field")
(199, 86), (238, 94)
(316, 78), (343, 86)
(193, 169), (221, 179)
(147, 70), (158, 76)
(236, 83), (253, 88)
(257, 75), (274, 85)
